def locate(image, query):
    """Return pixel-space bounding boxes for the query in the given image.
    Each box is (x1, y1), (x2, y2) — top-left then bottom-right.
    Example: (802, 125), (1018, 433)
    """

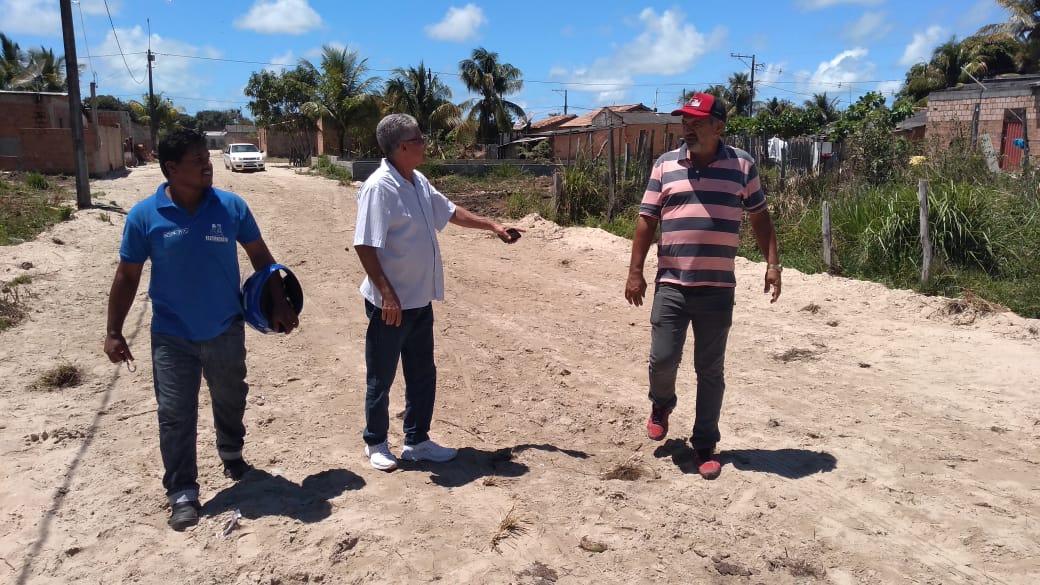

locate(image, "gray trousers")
(151, 321), (249, 504)
(648, 284), (734, 451)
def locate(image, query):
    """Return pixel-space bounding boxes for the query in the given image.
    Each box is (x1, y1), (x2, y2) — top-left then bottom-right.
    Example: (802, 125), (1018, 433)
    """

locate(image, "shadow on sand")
(202, 468), (364, 523)
(401, 443), (589, 488)
(653, 440), (837, 479)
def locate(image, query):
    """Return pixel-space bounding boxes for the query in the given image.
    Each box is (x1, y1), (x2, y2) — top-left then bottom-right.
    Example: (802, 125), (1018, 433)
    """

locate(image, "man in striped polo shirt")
(624, 93), (781, 480)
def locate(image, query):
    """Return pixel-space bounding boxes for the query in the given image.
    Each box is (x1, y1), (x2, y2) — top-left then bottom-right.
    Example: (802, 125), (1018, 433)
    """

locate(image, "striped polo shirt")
(639, 141), (766, 287)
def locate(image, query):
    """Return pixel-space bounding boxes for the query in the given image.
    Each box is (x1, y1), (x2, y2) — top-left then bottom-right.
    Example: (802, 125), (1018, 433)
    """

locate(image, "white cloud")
(794, 48), (875, 96)
(899, 25), (945, 67)
(80, 0), (120, 15)
(958, 0), (997, 30)
(425, 4), (487, 42)
(1, 0), (61, 36)
(234, 0), (323, 35)
(552, 8), (726, 102)
(266, 50), (296, 72)
(844, 11), (892, 43)
(797, 0), (884, 9)
(875, 80), (902, 99)
(94, 26), (221, 98)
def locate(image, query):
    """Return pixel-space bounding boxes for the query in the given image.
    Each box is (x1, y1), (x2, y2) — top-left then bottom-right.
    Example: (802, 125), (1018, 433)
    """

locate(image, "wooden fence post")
(607, 125), (616, 221)
(822, 200), (832, 272)
(919, 179), (932, 285)
(553, 170), (563, 219)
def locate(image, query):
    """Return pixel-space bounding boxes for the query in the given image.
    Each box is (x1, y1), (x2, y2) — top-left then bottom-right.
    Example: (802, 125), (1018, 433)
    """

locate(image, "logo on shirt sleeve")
(205, 223), (229, 243)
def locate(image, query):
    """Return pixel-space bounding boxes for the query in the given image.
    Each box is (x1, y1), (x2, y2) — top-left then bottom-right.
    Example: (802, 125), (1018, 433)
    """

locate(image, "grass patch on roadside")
(0, 172), (76, 246)
(308, 156), (353, 185)
(0, 279), (30, 332)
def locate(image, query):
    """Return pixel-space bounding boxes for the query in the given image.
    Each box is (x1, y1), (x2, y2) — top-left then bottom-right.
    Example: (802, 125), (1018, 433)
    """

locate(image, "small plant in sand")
(490, 505), (527, 552)
(37, 363), (83, 389)
(0, 280), (29, 332)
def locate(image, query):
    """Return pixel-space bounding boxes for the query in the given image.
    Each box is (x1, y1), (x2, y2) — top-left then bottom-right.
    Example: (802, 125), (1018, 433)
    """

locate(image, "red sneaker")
(646, 405), (672, 441)
(696, 449), (721, 480)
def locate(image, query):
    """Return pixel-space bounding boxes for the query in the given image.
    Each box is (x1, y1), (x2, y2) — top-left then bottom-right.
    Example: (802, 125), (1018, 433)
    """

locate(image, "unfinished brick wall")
(928, 93), (1039, 167)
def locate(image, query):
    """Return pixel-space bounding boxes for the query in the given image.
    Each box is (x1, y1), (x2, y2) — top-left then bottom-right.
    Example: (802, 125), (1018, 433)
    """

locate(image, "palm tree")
(14, 47), (67, 91)
(727, 72), (751, 117)
(1, 33), (25, 90)
(301, 46), (382, 156)
(384, 61), (454, 140)
(977, 0), (1040, 65)
(128, 94), (185, 134)
(763, 97), (796, 116)
(804, 93), (840, 124)
(458, 47), (525, 145)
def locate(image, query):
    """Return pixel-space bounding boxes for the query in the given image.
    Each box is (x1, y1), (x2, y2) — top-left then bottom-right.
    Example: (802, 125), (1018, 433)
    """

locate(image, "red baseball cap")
(672, 93), (727, 122)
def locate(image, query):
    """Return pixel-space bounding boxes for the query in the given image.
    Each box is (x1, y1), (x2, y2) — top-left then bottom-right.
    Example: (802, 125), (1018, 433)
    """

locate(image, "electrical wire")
(102, 0), (143, 84)
(74, 0), (96, 84)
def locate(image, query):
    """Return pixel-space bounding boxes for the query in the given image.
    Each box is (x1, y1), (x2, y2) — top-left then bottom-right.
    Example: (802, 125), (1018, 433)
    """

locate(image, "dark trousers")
(648, 284), (734, 451)
(151, 321), (248, 503)
(363, 301), (437, 447)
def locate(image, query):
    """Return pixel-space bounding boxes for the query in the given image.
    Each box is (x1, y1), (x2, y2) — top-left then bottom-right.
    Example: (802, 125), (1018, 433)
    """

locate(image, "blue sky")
(2, 0), (1005, 120)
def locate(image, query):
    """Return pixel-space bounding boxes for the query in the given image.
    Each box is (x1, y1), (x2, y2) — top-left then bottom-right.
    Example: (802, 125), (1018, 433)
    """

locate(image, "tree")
(727, 72), (751, 117)
(804, 93), (840, 125)
(87, 94), (129, 112)
(194, 109), (250, 131)
(245, 65), (321, 161)
(384, 61), (454, 139)
(0, 33), (25, 89)
(300, 46), (382, 156)
(977, 0), (1040, 67)
(458, 47), (525, 145)
(128, 94), (185, 135)
(1, 40), (68, 91)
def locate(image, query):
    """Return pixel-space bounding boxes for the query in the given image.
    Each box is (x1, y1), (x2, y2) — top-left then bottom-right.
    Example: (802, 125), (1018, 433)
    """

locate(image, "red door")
(1000, 115), (1024, 170)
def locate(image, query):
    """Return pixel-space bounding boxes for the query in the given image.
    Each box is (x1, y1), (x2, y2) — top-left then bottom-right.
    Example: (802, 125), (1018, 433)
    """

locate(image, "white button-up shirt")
(354, 159), (457, 310)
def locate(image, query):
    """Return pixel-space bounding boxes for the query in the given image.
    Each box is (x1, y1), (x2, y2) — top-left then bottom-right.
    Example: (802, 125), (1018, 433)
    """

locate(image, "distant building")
(0, 90), (126, 174)
(927, 75), (1040, 170)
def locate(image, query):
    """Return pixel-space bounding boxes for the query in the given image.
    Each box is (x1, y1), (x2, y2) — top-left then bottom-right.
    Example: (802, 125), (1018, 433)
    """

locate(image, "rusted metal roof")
(560, 104), (651, 127)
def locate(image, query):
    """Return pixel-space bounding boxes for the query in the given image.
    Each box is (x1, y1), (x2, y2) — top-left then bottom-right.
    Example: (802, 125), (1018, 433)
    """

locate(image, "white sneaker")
(365, 441), (398, 471)
(400, 439), (457, 463)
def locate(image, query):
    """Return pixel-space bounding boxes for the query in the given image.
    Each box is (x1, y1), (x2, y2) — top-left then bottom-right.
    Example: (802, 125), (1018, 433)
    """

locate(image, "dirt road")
(1, 157), (1038, 584)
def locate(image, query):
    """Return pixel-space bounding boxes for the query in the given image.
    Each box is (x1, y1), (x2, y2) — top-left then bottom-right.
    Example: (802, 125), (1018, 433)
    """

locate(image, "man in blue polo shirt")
(354, 113), (522, 472)
(104, 129), (298, 530)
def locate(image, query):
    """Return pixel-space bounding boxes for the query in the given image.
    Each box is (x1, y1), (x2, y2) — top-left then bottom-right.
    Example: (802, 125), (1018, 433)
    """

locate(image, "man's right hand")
(624, 272), (647, 306)
(379, 289), (403, 327)
(104, 333), (134, 364)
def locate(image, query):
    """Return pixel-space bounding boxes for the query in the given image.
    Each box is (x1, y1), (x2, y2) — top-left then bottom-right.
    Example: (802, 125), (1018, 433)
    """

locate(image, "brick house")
(0, 90), (126, 175)
(927, 75), (1040, 170)
(536, 104), (684, 162)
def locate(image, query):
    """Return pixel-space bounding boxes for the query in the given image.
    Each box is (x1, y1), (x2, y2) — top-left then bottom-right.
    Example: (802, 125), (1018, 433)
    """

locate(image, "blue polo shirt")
(120, 183), (261, 340)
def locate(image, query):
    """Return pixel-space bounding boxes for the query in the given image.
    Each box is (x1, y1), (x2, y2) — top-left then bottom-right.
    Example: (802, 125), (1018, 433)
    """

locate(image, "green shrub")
(310, 156), (352, 184)
(25, 172), (49, 190)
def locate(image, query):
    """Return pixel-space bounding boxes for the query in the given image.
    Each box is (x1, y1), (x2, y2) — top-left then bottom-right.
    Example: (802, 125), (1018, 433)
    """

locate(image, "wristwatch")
(767, 263), (783, 273)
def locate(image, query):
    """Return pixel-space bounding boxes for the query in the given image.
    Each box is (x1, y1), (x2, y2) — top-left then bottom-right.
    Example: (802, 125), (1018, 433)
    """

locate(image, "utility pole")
(147, 19), (158, 152)
(731, 53), (764, 118)
(59, 0), (91, 208)
(553, 88), (568, 115)
(147, 48), (157, 153)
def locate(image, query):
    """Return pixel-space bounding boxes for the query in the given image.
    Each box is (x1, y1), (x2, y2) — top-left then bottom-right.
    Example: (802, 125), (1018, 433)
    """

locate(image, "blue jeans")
(151, 321), (248, 504)
(363, 301), (436, 447)
(648, 284), (734, 451)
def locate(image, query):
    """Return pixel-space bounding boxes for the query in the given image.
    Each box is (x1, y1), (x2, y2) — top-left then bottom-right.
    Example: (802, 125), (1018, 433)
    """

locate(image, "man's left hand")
(764, 269), (781, 303)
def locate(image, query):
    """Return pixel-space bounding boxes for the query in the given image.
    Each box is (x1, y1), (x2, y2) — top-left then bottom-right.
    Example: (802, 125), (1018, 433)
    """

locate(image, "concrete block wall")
(928, 94), (1038, 167)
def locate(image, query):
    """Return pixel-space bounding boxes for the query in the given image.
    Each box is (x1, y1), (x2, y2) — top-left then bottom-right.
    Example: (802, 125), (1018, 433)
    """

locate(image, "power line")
(74, 0), (95, 82)
(102, 0), (142, 84)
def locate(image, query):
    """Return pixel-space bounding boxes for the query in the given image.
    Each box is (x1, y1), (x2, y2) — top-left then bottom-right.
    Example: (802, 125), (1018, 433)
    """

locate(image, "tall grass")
(0, 174), (75, 245)
(749, 157), (1040, 317)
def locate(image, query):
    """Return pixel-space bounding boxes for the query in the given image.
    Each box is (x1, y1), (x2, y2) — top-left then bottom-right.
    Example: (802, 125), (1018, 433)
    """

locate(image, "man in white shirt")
(353, 113), (522, 471)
